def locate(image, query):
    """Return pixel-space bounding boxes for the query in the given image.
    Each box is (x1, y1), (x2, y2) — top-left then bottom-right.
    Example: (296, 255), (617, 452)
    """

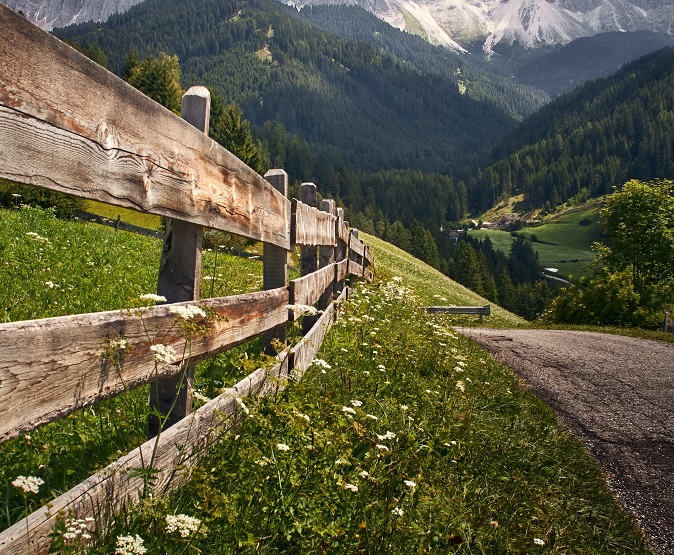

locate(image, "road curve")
(455, 328), (674, 554)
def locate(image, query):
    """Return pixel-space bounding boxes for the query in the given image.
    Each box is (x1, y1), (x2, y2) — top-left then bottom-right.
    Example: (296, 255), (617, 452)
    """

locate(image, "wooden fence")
(0, 5), (373, 553)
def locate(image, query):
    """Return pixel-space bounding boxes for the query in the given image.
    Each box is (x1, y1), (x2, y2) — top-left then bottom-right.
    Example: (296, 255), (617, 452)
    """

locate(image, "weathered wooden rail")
(0, 5), (372, 553)
(425, 305), (491, 322)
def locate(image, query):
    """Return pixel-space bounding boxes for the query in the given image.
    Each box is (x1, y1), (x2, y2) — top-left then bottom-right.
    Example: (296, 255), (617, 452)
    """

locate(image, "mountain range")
(4, 0), (673, 56)
(285, 0), (674, 56)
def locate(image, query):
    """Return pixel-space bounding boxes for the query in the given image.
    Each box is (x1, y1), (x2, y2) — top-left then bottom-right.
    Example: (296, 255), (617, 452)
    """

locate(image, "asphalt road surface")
(456, 328), (674, 554)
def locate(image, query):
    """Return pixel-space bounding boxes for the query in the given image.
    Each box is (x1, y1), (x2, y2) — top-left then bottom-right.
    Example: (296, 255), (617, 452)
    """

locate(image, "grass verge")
(0, 206), (651, 553)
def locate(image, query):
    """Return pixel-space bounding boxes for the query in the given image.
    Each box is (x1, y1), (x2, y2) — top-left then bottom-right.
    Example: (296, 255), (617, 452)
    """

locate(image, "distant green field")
(470, 205), (605, 279)
(84, 200), (163, 231)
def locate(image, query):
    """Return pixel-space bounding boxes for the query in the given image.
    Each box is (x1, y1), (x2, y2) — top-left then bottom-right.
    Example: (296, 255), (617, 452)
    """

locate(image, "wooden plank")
(293, 200), (336, 247)
(337, 220), (350, 245)
(336, 259), (349, 284)
(289, 264), (336, 309)
(348, 233), (366, 258)
(348, 260), (364, 277)
(425, 305), (490, 315)
(0, 358), (289, 555)
(0, 5), (289, 248)
(0, 289), (289, 444)
(290, 288), (347, 379)
(150, 87), (209, 437)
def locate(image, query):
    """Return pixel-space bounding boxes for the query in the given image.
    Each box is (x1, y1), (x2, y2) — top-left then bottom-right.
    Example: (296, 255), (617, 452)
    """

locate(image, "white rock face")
(2, 0), (672, 53)
(1, 0), (145, 30)
(287, 0), (674, 53)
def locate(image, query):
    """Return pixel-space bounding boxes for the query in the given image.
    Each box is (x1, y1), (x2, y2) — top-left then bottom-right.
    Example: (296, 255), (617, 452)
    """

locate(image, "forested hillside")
(469, 47), (674, 212)
(295, 4), (549, 120)
(54, 0), (517, 175)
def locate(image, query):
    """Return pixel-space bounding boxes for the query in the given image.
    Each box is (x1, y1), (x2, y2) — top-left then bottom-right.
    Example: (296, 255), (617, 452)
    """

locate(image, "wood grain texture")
(336, 259), (349, 284)
(0, 289), (289, 443)
(348, 233), (365, 258)
(348, 260), (364, 277)
(0, 6), (289, 248)
(289, 264), (336, 309)
(293, 200), (336, 247)
(337, 220), (350, 245)
(0, 359), (288, 555)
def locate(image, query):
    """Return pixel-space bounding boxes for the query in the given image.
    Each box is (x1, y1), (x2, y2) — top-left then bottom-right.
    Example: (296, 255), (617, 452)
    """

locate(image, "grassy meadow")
(0, 205), (651, 554)
(470, 202), (605, 279)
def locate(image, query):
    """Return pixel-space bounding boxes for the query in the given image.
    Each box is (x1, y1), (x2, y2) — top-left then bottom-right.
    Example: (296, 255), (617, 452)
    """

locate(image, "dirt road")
(456, 328), (674, 554)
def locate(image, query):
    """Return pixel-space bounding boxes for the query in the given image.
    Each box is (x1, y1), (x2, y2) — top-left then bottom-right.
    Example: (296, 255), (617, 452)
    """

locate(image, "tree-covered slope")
(468, 47), (674, 212)
(54, 0), (516, 175)
(294, 4), (549, 120)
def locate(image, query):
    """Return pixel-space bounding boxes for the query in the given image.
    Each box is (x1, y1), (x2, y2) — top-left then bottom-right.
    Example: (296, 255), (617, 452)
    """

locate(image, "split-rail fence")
(0, 5), (373, 553)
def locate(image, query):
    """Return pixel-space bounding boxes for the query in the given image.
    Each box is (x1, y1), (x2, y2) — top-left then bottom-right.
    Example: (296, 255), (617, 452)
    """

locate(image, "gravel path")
(455, 328), (674, 554)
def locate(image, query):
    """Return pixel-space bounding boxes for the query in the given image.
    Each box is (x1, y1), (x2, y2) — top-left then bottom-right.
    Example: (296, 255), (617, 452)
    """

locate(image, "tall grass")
(0, 205), (264, 533)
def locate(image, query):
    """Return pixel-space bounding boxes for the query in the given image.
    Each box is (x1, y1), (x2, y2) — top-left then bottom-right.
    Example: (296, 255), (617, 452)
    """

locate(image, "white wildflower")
(533, 538), (545, 546)
(165, 514), (202, 538)
(404, 480), (417, 488)
(111, 337), (128, 351)
(366, 414), (378, 420)
(376, 444), (389, 452)
(341, 406), (356, 415)
(287, 304), (319, 316)
(312, 358), (332, 370)
(350, 399), (363, 407)
(358, 470), (370, 479)
(276, 443), (290, 452)
(391, 507), (404, 517)
(26, 231), (49, 242)
(170, 304), (207, 320)
(456, 381), (466, 393)
(376, 431), (396, 441)
(115, 534), (147, 555)
(45, 281), (57, 288)
(400, 404), (409, 411)
(150, 343), (176, 364)
(190, 389), (210, 404)
(138, 293), (166, 303)
(294, 411), (310, 422)
(11, 475), (43, 494)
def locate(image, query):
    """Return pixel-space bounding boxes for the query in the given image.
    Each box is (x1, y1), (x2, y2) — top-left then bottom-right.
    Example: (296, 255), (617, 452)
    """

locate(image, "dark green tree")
(126, 52), (183, 114)
(209, 89), (269, 175)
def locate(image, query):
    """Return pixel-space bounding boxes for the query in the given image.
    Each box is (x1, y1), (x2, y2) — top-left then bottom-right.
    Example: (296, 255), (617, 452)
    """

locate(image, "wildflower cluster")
(150, 343), (176, 364)
(115, 534), (147, 555)
(62, 516), (95, 543)
(11, 475), (43, 494)
(165, 514), (202, 538)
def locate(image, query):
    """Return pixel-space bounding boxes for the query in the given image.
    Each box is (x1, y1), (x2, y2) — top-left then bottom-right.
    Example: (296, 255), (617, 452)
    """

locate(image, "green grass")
(470, 204), (604, 279)
(0, 206), (651, 554)
(82, 200), (163, 231)
(362, 233), (526, 328)
(0, 205), (265, 532)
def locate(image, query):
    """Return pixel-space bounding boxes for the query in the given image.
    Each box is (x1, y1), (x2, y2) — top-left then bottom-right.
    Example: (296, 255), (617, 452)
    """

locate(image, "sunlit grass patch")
(85, 275), (649, 554)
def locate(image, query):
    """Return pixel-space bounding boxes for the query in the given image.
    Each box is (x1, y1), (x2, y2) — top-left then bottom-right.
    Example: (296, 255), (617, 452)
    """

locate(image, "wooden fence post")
(348, 228), (360, 280)
(262, 169), (288, 355)
(149, 86), (210, 438)
(335, 208), (346, 297)
(300, 183), (318, 333)
(319, 199), (336, 310)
